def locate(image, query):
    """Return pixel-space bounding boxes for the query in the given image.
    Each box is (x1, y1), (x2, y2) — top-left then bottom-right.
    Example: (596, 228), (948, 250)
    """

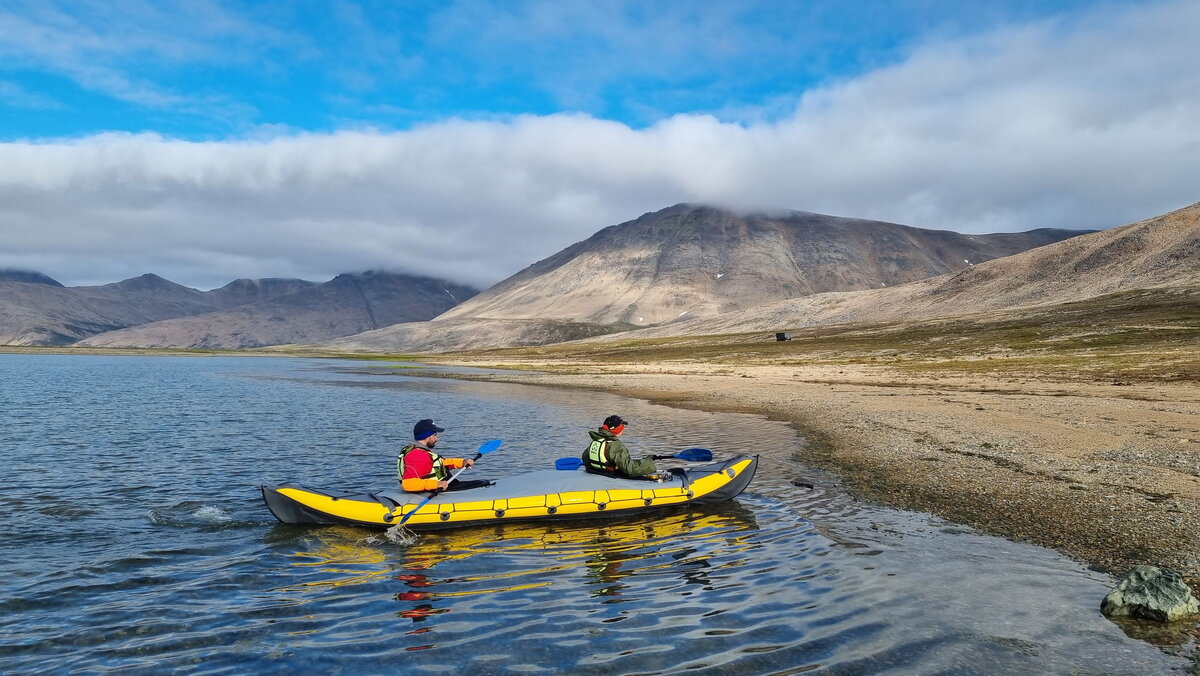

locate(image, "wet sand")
(431, 359), (1200, 586)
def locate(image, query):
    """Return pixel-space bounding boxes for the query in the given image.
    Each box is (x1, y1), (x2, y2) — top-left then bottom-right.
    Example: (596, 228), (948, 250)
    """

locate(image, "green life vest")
(397, 443), (451, 483)
(584, 437), (615, 472)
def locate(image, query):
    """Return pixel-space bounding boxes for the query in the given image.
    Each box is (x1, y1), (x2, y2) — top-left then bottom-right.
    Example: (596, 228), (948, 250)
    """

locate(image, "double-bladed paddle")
(395, 439), (502, 526)
(652, 448), (713, 462)
(554, 447), (712, 470)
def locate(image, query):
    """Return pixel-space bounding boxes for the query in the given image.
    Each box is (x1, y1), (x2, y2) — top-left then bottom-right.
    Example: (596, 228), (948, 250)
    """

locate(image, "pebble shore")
(437, 359), (1200, 586)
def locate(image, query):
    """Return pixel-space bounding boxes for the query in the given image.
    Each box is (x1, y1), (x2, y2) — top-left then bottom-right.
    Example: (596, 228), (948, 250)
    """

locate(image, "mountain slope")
(0, 274), (229, 345)
(320, 317), (631, 353)
(0, 269), (64, 286)
(437, 203), (1088, 327)
(78, 271), (478, 348)
(588, 201), (1200, 340)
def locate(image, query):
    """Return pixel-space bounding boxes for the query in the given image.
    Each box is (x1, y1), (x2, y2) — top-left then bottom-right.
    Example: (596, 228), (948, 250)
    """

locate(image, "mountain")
(436, 203), (1088, 327)
(0, 273), (231, 345)
(77, 271), (478, 349)
(1, 270), (474, 347)
(587, 201), (1200, 340)
(204, 277), (320, 307)
(0, 269), (64, 286)
(324, 204), (1089, 353)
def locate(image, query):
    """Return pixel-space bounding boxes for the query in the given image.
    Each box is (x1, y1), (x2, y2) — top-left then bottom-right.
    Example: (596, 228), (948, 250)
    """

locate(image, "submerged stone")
(1101, 565), (1200, 622)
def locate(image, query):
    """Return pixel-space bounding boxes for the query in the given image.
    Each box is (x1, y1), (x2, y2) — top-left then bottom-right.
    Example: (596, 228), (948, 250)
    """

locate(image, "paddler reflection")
(584, 537), (634, 598)
(577, 505), (757, 599)
(394, 573), (448, 622)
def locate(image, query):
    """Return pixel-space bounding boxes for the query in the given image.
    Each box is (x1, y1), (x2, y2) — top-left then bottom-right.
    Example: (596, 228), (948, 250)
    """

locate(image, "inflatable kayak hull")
(262, 455), (757, 531)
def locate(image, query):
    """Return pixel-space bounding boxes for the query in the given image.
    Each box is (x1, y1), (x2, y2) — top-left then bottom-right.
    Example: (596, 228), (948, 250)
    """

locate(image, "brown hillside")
(437, 203), (1086, 327)
(598, 202), (1199, 339)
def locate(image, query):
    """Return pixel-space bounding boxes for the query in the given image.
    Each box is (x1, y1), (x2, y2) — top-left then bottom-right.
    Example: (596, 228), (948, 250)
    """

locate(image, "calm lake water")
(0, 354), (1191, 674)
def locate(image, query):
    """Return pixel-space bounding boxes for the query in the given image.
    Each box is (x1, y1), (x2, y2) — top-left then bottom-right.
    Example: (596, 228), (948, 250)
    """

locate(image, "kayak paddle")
(554, 447), (712, 470)
(652, 448), (712, 462)
(395, 439), (502, 526)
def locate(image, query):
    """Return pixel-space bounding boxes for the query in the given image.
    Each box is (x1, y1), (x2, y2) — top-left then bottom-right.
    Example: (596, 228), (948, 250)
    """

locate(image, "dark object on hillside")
(776, 332), (790, 341)
(1101, 565), (1200, 622)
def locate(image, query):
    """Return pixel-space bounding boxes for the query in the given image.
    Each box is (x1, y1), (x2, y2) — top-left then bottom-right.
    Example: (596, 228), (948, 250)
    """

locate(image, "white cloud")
(1, 0), (1197, 290)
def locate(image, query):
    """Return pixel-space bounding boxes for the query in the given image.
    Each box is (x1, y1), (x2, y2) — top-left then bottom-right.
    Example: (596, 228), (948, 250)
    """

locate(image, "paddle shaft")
(651, 448), (713, 461)
(557, 447), (713, 470)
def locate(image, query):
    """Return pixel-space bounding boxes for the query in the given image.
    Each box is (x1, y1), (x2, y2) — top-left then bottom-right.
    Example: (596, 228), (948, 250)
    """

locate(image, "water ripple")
(0, 355), (1190, 674)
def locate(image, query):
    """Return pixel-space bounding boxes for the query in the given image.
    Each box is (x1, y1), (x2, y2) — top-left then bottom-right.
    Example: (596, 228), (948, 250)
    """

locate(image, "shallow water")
(0, 354), (1190, 674)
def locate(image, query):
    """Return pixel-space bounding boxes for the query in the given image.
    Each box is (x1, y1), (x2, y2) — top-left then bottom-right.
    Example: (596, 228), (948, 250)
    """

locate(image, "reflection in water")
(273, 526), (394, 591)
(275, 504), (760, 622)
(585, 543), (629, 599)
(267, 504), (763, 662)
(1108, 615), (1200, 651)
(389, 504), (761, 662)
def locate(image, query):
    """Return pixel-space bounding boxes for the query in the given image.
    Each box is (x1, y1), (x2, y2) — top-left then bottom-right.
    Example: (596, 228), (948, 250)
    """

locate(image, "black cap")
(413, 418), (445, 440)
(603, 415), (627, 429)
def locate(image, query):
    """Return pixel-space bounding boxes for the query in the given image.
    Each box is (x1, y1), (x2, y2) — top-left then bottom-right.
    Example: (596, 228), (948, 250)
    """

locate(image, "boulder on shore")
(1101, 565), (1200, 622)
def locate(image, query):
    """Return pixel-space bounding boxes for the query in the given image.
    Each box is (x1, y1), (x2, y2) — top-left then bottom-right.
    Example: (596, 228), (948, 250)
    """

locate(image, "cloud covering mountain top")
(0, 0), (1196, 290)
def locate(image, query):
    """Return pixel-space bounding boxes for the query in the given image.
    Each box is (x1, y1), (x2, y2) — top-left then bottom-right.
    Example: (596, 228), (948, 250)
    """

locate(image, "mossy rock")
(1101, 565), (1200, 622)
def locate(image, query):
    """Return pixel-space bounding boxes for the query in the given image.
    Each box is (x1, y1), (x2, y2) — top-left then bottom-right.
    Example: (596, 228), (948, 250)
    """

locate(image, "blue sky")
(1, 0), (1196, 289)
(2, 0), (1109, 138)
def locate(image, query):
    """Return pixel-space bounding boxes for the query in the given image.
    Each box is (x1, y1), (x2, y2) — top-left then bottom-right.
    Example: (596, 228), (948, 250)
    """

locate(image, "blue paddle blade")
(477, 439), (503, 455)
(555, 457), (583, 470)
(676, 448), (713, 461)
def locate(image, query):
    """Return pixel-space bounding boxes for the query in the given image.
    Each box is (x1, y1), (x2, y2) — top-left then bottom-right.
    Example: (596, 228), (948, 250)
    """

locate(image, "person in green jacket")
(582, 415), (658, 478)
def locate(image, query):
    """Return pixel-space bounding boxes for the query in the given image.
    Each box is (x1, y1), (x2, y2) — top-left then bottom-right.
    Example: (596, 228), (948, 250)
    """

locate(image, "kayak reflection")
(269, 500), (760, 629)
(389, 502), (761, 623)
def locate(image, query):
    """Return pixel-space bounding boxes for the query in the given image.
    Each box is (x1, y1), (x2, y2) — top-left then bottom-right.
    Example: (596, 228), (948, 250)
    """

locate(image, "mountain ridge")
(326, 203), (1093, 353)
(580, 201), (1200, 341)
(76, 270), (479, 349)
(0, 270), (476, 347)
(437, 203), (1090, 326)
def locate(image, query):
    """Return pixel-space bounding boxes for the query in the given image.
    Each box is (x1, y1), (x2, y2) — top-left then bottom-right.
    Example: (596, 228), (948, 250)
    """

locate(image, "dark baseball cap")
(602, 415), (627, 428)
(413, 419), (445, 440)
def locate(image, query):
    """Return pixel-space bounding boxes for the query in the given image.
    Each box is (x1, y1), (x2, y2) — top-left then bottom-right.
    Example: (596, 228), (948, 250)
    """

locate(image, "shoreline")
(425, 358), (1200, 586)
(8, 344), (1198, 586)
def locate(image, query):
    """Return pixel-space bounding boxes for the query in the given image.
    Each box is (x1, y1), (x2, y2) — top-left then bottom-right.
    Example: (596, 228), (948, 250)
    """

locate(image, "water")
(0, 354), (1190, 674)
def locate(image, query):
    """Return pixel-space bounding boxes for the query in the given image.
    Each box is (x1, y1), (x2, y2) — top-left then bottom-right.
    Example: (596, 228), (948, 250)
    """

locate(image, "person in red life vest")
(397, 419), (491, 492)
(581, 415), (658, 478)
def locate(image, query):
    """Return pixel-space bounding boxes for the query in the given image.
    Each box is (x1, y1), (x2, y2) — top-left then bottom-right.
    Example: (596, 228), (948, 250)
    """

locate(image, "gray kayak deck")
(377, 468), (681, 506)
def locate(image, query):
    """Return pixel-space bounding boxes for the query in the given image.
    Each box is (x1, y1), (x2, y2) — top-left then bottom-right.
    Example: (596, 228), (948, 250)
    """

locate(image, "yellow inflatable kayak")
(261, 455), (758, 530)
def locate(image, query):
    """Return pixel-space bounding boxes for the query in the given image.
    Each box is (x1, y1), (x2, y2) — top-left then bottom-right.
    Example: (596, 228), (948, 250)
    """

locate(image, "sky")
(1, 0), (1197, 290)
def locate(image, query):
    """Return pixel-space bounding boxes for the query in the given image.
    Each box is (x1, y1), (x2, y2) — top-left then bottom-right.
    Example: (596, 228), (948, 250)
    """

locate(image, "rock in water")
(1101, 565), (1200, 622)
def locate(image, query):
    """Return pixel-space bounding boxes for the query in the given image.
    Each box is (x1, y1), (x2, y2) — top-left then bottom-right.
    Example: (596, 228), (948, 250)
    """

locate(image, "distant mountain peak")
(0, 269), (64, 286)
(109, 273), (190, 292)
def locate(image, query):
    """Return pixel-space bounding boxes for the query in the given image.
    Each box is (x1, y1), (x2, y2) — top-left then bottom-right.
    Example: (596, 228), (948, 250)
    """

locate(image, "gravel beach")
(434, 359), (1200, 586)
